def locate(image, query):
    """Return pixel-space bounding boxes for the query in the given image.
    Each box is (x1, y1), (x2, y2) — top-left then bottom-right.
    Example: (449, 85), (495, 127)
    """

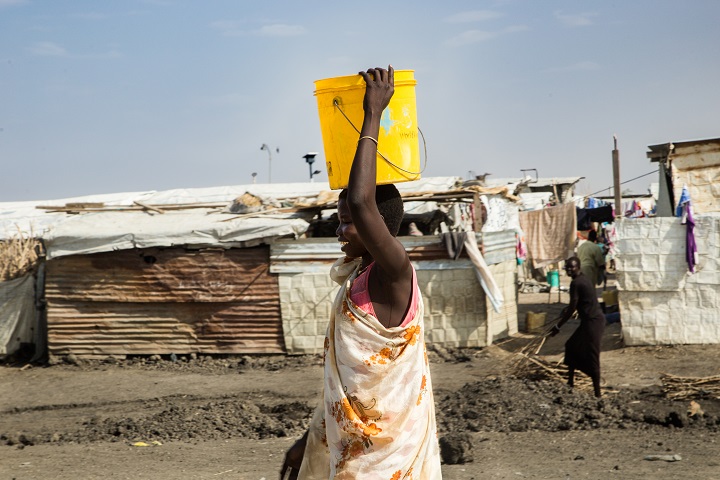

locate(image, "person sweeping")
(551, 256), (606, 398)
(280, 65), (442, 479)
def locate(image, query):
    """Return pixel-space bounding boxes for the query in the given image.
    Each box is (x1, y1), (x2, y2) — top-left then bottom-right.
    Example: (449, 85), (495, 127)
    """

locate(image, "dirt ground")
(2, 274), (720, 480)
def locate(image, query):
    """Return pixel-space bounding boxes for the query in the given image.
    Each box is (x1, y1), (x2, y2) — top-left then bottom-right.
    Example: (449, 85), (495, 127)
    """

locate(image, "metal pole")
(612, 135), (621, 217)
(261, 144), (273, 183)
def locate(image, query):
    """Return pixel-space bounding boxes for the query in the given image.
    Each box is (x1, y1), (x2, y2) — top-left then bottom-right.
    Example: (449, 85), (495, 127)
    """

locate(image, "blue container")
(547, 270), (560, 288)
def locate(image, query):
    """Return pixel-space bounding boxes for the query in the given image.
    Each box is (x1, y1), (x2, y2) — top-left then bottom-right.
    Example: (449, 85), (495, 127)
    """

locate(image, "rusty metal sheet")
(46, 247), (275, 302)
(45, 246), (284, 356)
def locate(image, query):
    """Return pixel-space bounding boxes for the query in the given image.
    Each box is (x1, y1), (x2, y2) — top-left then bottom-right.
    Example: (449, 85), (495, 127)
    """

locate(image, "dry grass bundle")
(0, 232), (41, 282)
(661, 373), (720, 400)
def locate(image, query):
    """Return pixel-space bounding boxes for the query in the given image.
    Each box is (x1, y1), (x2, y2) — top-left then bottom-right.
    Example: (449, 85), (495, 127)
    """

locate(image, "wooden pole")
(612, 135), (621, 216)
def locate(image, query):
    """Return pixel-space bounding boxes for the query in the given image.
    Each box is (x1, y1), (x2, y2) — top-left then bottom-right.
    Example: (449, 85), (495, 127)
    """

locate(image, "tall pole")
(612, 135), (621, 217)
(261, 144), (274, 183)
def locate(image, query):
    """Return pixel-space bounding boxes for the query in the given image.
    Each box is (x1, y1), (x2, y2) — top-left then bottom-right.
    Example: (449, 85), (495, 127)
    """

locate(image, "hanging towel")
(519, 202), (577, 268)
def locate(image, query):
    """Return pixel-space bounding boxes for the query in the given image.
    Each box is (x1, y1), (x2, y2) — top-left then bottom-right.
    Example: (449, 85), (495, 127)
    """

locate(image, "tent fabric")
(42, 210), (311, 260)
(0, 274), (36, 356)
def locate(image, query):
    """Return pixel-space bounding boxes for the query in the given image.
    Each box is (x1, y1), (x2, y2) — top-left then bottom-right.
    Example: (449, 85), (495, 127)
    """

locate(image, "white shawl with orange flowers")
(298, 257), (442, 480)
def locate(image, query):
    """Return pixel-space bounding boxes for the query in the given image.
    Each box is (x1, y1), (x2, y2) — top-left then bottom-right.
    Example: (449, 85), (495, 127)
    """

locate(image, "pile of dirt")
(1, 397), (314, 447)
(436, 376), (720, 434)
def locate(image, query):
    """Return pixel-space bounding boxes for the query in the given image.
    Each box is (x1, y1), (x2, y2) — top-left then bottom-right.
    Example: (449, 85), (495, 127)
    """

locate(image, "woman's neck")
(361, 254), (374, 271)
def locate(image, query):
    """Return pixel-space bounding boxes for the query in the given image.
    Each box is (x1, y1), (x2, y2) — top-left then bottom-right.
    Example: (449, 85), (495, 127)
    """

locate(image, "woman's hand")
(359, 65), (394, 116)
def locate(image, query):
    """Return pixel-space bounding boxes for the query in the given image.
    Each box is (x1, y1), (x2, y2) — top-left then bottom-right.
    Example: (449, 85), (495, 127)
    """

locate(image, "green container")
(547, 270), (560, 288)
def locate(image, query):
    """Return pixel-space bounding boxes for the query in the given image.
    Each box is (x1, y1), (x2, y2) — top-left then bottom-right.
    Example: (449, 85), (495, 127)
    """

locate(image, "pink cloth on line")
(350, 262), (419, 328)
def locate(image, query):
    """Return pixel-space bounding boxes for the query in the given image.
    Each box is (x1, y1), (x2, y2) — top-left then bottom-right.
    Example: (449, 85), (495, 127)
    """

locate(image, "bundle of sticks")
(661, 373), (720, 400)
(509, 316), (563, 374)
(509, 315), (595, 393)
(513, 353), (595, 392)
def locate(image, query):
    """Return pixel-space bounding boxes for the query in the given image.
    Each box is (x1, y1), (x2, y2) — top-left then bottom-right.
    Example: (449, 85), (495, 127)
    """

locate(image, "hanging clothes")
(516, 232), (528, 264)
(519, 202), (577, 268)
(440, 231), (468, 260)
(675, 185), (691, 217)
(684, 204), (698, 273)
(678, 188), (698, 273)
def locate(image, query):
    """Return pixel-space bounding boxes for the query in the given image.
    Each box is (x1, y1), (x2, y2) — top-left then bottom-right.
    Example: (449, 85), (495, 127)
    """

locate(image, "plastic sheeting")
(616, 215), (720, 345)
(0, 274), (36, 356)
(463, 233), (504, 314)
(42, 209), (311, 260)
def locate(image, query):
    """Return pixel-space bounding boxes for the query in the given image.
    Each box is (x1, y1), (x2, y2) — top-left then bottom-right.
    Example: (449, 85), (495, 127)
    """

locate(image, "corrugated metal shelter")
(0, 182), (331, 357)
(45, 246), (284, 355)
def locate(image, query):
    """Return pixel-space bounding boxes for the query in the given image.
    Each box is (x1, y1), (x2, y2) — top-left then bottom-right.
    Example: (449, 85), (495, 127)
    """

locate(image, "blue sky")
(1, 0), (719, 202)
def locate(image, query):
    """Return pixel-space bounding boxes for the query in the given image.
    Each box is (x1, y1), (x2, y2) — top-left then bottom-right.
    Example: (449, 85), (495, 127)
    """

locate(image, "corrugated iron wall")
(45, 247), (283, 356)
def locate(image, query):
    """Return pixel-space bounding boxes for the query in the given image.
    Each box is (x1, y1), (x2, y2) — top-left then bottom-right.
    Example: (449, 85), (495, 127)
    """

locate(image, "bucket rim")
(314, 69), (416, 94)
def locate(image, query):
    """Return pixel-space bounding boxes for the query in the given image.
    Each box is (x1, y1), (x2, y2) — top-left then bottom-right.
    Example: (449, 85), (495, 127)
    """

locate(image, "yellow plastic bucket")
(314, 70), (421, 190)
(602, 289), (618, 306)
(525, 311), (547, 332)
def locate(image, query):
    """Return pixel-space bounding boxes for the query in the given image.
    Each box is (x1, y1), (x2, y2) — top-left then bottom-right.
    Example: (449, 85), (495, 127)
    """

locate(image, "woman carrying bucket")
(280, 66), (442, 479)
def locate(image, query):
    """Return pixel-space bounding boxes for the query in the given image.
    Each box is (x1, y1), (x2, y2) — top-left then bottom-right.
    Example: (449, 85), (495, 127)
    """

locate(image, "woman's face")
(336, 199), (367, 258)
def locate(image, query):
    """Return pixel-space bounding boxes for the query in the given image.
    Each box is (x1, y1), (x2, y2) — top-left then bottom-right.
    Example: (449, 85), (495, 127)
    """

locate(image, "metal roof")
(484, 177), (584, 188)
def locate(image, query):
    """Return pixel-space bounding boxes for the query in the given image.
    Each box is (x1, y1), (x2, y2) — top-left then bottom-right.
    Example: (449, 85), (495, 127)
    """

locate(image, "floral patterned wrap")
(298, 257), (442, 480)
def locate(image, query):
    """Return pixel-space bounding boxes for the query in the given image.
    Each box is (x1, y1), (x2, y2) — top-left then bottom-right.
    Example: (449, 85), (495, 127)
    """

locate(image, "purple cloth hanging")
(683, 203), (698, 273)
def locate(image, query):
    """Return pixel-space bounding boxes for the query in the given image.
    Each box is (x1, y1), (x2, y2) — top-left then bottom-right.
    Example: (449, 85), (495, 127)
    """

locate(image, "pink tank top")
(349, 262), (419, 328)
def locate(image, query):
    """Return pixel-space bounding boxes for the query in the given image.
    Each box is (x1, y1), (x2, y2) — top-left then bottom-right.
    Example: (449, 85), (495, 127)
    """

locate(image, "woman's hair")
(339, 184), (404, 236)
(587, 230), (598, 242)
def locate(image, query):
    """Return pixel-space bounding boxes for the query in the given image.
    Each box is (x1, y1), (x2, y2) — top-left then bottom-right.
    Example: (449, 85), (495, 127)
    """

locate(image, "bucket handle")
(333, 98), (428, 176)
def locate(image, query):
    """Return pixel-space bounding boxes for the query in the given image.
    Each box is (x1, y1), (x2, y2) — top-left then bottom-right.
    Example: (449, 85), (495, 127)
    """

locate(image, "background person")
(577, 229), (605, 287)
(551, 256), (606, 398)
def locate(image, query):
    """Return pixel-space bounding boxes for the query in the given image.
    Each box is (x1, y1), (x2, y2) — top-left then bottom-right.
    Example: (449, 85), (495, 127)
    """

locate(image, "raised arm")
(346, 66), (411, 279)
